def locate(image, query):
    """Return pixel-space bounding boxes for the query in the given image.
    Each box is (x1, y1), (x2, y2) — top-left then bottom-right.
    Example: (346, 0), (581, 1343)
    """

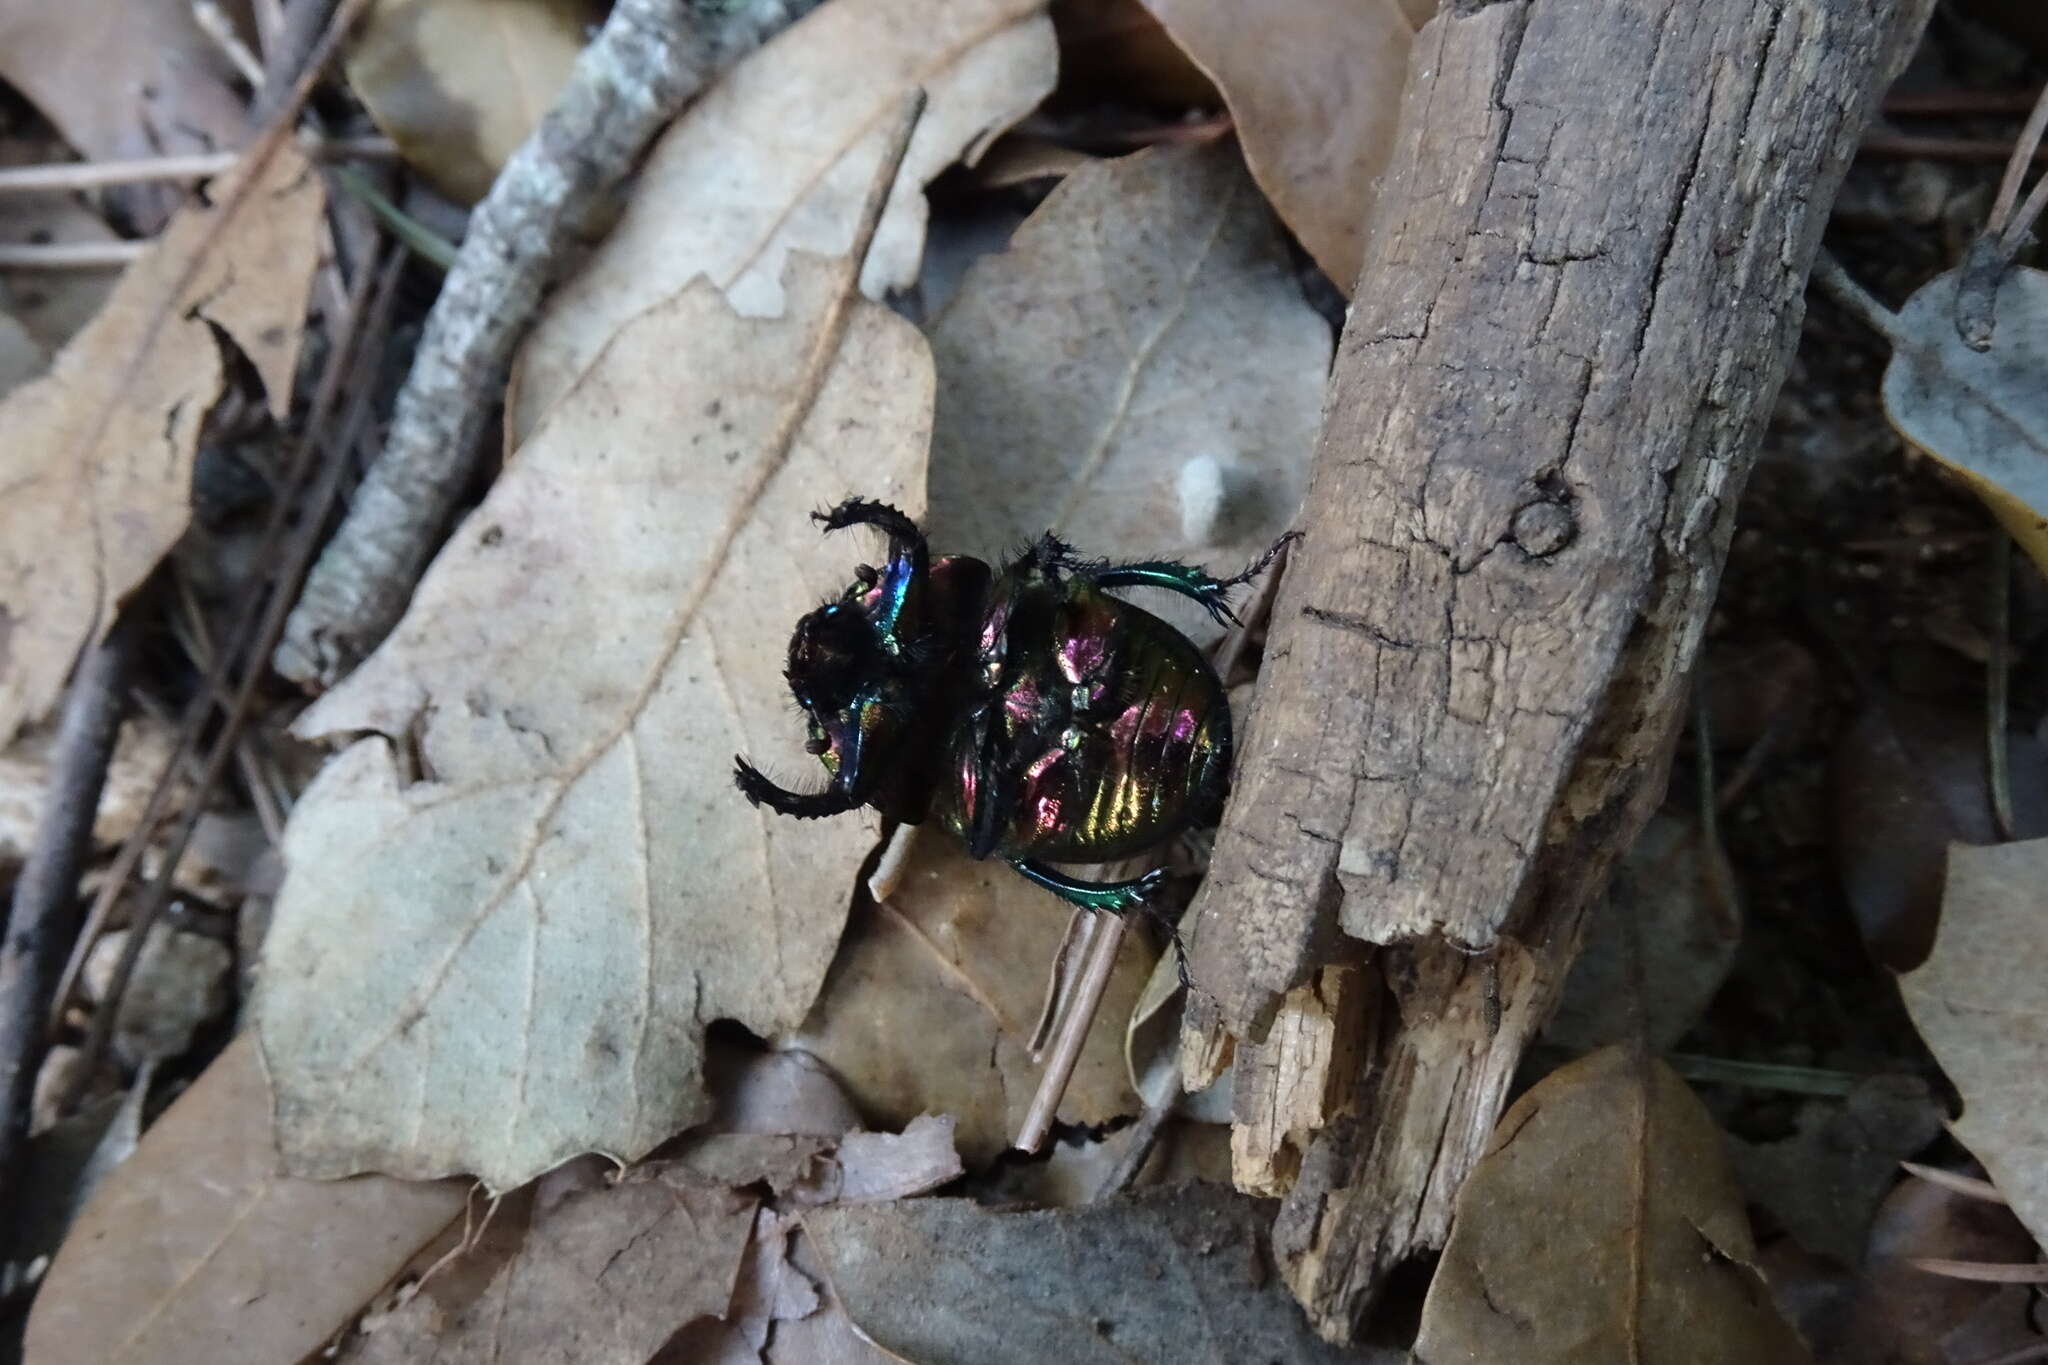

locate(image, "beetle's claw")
(813, 498), (923, 544)
(734, 755), (859, 819)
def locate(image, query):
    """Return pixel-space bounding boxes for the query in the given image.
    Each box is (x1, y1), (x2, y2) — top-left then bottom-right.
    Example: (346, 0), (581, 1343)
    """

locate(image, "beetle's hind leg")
(1084, 532), (1301, 630)
(1011, 858), (1163, 913)
(1011, 859), (1193, 989)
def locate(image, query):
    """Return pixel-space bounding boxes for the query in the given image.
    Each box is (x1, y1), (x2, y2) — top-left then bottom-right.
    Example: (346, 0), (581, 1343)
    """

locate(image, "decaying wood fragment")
(1180, 0), (1933, 1340)
(1227, 964), (1370, 1197)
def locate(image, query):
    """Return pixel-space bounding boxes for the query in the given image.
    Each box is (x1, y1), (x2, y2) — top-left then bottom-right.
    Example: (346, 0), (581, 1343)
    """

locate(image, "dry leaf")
(23, 1036), (468, 1365)
(352, 1165), (758, 1365)
(509, 0), (1057, 441)
(256, 251), (931, 1190)
(0, 714), (182, 862)
(0, 172), (124, 356)
(0, 307), (47, 396)
(805, 1186), (1389, 1363)
(672, 1212), (910, 1365)
(0, 0), (247, 230)
(924, 141), (1327, 640)
(1830, 697), (2048, 971)
(1728, 1074), (1943, 1264)
(0, 146), (324, 745)
(1544, 811), (1742, 1052)
(1880, 266), (2048, 576)
(346, 0), (603, 205)
(1413, 1046), (1812, 1365)
(1136, 0), (1429, 289)
(789, 830), (1154, 1164)
(1899, 838), (2048, 1251)
(1830, 1170), (2042, 1365)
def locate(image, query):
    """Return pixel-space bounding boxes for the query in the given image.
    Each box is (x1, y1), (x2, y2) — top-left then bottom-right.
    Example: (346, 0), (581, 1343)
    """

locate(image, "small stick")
(60, 251), (407, 1099)
(0, 615), (137, 1212)
(1955, 82), (2048, 348)
(1900, 1160), (2007, 1204)
(1093, 1093), (1174, 1199)
(0, 242), (148, 269)
(1809, 249), (1912, 347)
(1986, 82), (2048, 237)
(277, 0), (809, 688)
(193, 0), (269, 88)
(1907, 1258), (2048, 1284)
(1014, 910), (1126, 1154)
(1857, 133), (2048, 163)
(1028, 909), (1098, 1057)
(0, 139), (397, 194)
(1988, 530), (2016, 840)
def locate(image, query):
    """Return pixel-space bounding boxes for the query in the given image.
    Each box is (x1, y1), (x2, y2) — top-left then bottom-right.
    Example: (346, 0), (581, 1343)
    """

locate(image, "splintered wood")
(1178, 0), (1934, 1341)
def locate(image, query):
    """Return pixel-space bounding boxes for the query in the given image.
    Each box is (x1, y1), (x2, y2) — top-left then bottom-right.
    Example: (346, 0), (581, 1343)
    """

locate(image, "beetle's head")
(734, 499), (931, 820)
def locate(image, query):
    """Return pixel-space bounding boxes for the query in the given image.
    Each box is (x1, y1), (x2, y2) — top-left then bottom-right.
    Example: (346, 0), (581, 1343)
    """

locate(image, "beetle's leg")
(1087, 532), (1302, 629)
(814, 498), (930, 647)
(813, 497), (926, 548)
(733, 757), (860, 819)
(1012, 859), (1191, 988)
(1010, 858), (1165, 914)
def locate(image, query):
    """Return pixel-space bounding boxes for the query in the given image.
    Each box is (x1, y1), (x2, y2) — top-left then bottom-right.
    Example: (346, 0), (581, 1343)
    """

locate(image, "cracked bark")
(1178, 0), (1932, 1341)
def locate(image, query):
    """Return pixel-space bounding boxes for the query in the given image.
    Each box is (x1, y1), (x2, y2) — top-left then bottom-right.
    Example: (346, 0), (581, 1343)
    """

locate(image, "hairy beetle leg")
(1010, 859), (1164, 913)
(1087, 532), (1301, 630)
(733, 756), (859, 819)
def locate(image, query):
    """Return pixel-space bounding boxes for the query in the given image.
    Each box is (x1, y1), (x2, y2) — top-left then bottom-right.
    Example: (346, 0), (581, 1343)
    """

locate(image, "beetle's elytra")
(733, 498), (1292, 914)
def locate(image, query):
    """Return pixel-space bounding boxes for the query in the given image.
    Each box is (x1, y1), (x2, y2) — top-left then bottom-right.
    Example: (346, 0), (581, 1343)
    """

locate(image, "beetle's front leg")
(1085, 532), (1301, 629)
(1009, 858), (1164, 913)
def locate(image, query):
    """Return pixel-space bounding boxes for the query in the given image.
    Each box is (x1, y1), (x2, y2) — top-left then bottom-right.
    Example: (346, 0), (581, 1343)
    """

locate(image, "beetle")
(733, 498), (1292, 915)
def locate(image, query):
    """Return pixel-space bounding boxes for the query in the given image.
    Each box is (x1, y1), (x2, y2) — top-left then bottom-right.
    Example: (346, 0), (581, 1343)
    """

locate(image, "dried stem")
(60, 250), (407, 1099)
(1014, 910), (1126, 1154)
(276, 0), (808, 688)
(0, 242), (149, 269)
(1908, 1258), (2048, 1285)
(1989, 530), (2016, 840)
(1987, 82), (2048, 236)
(0, 140), (395, 194)
(1900, 1161), (2007, 1204)
(0, 615), (137, 1211)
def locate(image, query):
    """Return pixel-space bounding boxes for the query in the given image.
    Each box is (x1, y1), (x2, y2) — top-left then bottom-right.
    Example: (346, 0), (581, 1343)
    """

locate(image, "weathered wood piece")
(1180, 0), (1931, 1339)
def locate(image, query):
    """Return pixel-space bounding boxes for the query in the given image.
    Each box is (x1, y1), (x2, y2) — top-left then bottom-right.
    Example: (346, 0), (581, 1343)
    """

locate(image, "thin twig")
(1883, 89), (2045, 118)
(0, 139), (397, 194)
(1809, 249), (1913, 347)
(1908, 1258), (2048, 1284)
(1094, 1095), (1175, 1199)
(47, 244), (392, 1040)
(1959, 1343), (2048, 1365)
(1029, 910), (1098, 1057)
(60, 249), (407, 1099)
(193, 0), (269, 87)
(0, 242), (148, 269)
(1901, 1161), (2007, 1204)
(1859, 133), (2048, 163)
(1015, 910), (1126, 1154)
(277, 0), (809, 688)
(1989, 530), (2016, 840)
(0, 615), (137, 1211)
(1662, 1052), (1861, 1096)
(1987, 83), (2048, 237)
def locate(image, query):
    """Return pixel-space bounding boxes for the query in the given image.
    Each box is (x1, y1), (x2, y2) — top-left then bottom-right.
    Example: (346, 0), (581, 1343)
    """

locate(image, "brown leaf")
(509, 0), (1058, 443)
(0, 0), (247, 230)
(1728, 1075), (1944, 1264)
(1413, 1046), (1812, 1365)
(1137, 0), (1428, 289)
(351, 1166), (757, 1365)
(806, 1186), (1389, 1364)
(1828, 1171), (2041, 1365)
(1880, 265), (2048, 577)
(1545, 811), (1742, 1053)
(789, 830), (1154, 1164)
(23, 1036), (468, 1365)
(1829, 696), (2048, 970)
(257, 250), (931, 1190)
(346, 0), (603, 205)
(1899, 838), (2048, 1252)
(0, 145), (324, 744)
(925, 141), (1328, 642)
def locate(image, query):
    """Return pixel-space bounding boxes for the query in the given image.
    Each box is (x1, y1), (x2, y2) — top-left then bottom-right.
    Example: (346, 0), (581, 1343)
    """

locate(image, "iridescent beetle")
(733, 498), (1292, 915)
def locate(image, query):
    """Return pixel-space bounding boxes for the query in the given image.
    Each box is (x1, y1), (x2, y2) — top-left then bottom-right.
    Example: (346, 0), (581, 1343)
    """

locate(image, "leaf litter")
(507, 0), (1059, 443)
(257, 229), (933, 1186)
(0, 144), (324, 744)
(924, 140), (1329, 639)
(1899, 837), (2048, 1252)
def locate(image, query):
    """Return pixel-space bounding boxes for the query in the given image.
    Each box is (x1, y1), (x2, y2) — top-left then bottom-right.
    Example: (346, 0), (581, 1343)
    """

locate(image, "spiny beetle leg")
(1088, 561), (1245, 629)
(733, 756), (858, 819)
(1010, 858), (1165, 913)
(812, 497), (924, 546)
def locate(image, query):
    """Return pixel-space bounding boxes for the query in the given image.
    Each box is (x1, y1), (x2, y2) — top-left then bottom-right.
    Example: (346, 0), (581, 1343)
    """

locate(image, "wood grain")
(1179, 0), (1933, 1339)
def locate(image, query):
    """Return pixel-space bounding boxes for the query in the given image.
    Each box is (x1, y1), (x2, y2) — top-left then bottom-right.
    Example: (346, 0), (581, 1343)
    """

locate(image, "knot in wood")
(1509, 499), (1576, 557)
